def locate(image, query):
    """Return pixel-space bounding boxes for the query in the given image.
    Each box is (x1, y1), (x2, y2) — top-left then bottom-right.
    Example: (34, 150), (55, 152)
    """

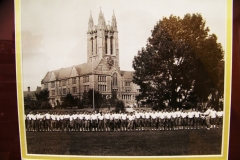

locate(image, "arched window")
(105, 36), (108, 54)
(91, 37), (93, 54)
(110, 36), (113, 55)
(113, 73), (117, 86)
(95, 36), (97, 55)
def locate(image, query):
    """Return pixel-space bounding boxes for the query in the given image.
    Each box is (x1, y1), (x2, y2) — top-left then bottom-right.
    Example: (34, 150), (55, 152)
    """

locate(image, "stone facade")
(41, 10), (140, 107)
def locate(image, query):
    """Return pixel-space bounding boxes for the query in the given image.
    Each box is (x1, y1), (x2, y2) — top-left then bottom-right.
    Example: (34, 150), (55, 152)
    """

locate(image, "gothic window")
(95, 36), (97, 55)
(51, 90), (55, 96)
(91, 37), (93, 54)
(98, 85), (106, 92)
(110, 36), (113, 55)
(112, 73), (117, 86)
(44, 83), (48, 89)
(105, 36), (108, 54)
(98, 76), (106, 82)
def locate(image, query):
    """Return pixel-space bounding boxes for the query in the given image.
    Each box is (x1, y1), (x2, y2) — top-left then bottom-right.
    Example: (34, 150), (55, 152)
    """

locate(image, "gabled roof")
(57, 66), (72, 80)
(23, 91), (36, 98)
(75, 60), (100, 75)
(120, 70), (134, 80)
(42, 60), (101, 83)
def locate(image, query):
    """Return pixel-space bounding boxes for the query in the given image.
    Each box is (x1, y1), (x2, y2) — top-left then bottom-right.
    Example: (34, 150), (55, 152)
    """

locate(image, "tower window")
(91, 37), (93, 54)
(95, 36), (97, 55)
(113, 73), (117, 86)
(110, 37), (113, 55)
(105, 36), (108, 54)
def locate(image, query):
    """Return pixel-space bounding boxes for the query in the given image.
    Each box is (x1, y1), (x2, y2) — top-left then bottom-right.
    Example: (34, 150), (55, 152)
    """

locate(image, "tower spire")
(99, 7), (103, 17)
(98, 7), (105, 28)
(88, 11), (94, 30)
(112, 10), (116, 20)
(111, 9), (117, 30)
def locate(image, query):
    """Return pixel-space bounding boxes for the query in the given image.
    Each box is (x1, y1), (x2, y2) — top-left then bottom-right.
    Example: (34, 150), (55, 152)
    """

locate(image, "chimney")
(28, 87), (30, 92)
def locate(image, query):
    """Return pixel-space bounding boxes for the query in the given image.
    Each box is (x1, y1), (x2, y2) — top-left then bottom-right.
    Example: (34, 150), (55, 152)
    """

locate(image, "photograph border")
(15, 0), (232, 159)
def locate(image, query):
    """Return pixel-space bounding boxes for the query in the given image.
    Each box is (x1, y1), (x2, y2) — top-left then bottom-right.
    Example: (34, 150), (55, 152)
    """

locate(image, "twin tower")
(87, 9), (119, 69)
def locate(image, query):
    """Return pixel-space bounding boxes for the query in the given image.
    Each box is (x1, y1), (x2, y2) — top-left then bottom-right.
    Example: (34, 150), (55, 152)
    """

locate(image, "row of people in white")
(25, 107), (223, 132)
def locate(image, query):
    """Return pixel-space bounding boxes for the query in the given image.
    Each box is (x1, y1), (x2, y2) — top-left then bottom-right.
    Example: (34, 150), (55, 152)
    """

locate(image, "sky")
(20, 0), (227, 91)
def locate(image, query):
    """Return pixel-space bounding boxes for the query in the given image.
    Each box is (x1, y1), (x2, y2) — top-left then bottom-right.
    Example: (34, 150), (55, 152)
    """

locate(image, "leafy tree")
(35, 89), (49, 102)
(81, 90), (90, 107)
(133, 14), (224, 109)
(62, 93), (77, 108)
(24, 94), (36, 109)
(81, 89), (104, 109)
(35, 89), (51, 109)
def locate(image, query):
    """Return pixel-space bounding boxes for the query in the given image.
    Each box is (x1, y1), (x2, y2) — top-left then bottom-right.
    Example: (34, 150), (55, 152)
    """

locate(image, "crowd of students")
(25, 107), (223, 132)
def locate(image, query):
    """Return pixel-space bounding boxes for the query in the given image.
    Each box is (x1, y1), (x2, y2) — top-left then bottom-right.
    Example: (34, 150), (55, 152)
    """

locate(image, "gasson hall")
(41, 10), (140, 107)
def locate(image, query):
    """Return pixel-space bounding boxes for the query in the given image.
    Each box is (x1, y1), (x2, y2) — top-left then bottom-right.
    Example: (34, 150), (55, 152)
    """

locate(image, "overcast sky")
(20, 0), (227, 91)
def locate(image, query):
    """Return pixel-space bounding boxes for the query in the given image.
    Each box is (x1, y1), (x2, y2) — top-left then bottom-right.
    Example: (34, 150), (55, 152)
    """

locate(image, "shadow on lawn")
(26, 129), (222, 156)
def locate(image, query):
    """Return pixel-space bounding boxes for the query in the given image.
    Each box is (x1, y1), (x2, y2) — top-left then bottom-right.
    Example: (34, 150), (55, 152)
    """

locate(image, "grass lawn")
(26, 129), (222, 156)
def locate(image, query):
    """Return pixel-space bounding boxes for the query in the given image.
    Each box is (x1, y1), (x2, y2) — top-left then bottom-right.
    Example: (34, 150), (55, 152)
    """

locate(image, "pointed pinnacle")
(89, 11), (93, 20)
(112, 9), (116, 19)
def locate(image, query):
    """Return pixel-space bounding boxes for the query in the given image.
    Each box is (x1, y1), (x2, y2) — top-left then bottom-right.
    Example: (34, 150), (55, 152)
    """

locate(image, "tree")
(35, 89), (49, 102)
(133, 14), (224, 109)
(81, 89), (105, 109)
(82, 90), (90, 107)
(35, 89), (51, 109)
(62, 93), (77, 108)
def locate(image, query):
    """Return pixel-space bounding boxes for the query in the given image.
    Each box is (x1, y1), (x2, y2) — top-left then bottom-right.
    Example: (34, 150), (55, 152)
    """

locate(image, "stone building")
(41, 10), (140, 107)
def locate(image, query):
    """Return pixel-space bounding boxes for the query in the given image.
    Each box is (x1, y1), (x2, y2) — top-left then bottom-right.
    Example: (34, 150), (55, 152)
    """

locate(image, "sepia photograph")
(15, 0), (232, 159)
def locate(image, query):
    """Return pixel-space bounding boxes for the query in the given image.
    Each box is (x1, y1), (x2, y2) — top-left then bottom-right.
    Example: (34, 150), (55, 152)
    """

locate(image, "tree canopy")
(62, 93), (77, 108)
(35, 89), (51, 109)
(81, 89), (104, 109)
(132, 13), (224, 109)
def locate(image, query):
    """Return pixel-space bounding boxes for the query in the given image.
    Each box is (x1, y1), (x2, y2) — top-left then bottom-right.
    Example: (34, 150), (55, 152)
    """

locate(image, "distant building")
(23, 87), (41, 107)
(41, 10), (140, 107)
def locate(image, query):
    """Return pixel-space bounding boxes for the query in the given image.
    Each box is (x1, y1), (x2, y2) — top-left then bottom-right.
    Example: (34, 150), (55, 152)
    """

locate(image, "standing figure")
(98, 112), (104, 131)
(203, 106), (212, 130)
(104, 111), (110, 131)
(216, 108), (223, 129)
(84, 112), (91, 131)
(210, 108), (217, 129)
(181, 109), (187, 129)
(121, 111), (128, 131)
(187, 108), (194, 129)
(165, 110), (172, 130)
(127, 112), (134, 131)
(194, 108), (201, 129)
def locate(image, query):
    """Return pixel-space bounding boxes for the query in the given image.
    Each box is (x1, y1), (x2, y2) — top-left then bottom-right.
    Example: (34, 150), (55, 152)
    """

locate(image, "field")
(26, 129), (222, 156)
